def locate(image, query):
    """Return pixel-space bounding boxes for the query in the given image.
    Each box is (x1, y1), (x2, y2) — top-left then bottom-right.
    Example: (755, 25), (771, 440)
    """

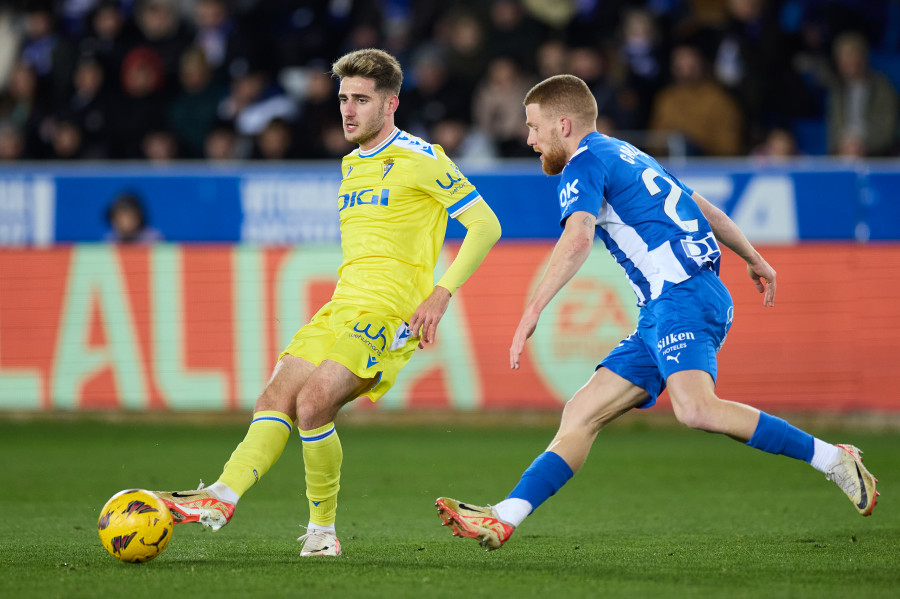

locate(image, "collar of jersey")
(566, 132), (600, 166)
(358, 127), (401, 158)
(578, 131), (601, 150)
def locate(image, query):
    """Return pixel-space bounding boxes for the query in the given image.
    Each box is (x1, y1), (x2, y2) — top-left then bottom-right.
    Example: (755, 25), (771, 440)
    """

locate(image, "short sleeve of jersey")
(558, 152), (609, 227)
(413, 145), (482, 219)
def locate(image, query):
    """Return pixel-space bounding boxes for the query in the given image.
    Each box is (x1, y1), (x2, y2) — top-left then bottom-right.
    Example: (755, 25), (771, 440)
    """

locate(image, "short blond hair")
(332, 48), (403, 95)
(524, 74), (598, 128)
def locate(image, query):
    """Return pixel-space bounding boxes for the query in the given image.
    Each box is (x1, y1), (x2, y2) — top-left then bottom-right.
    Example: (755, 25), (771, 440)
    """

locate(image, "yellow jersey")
(333, 128), (482, 319)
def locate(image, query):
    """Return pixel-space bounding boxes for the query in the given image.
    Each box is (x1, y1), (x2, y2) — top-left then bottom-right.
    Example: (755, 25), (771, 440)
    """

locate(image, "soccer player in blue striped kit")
(436, 74), (879, 551)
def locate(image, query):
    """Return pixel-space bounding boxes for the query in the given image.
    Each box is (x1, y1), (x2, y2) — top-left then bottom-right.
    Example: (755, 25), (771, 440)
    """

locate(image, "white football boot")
(826, 444), (879, 516)
(298, 528), (342, 557)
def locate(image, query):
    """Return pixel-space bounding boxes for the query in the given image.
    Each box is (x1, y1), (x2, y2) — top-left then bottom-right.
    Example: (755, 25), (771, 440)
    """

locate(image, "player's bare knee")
(671, 398), (715, 430)
(560, 397), (603, 436)
(295, 399), (329, 431)
(254, 389), (295, 419)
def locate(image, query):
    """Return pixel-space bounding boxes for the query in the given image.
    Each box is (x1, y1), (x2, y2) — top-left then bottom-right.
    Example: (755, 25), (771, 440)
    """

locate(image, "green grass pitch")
(1, 416), (897, 599)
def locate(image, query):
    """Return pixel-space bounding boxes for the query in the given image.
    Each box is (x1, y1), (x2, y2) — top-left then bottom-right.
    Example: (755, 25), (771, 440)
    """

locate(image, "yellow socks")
(300, 423), (342, 526)
(214, 413), (342, 526)
(217, 411), (293, 497)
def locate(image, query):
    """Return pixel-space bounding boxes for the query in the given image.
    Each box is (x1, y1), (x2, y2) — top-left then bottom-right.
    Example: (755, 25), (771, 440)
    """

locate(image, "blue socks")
(504, 414), (812, 521)
(746, 412), (814, 462)
(508, 451), (574, 512)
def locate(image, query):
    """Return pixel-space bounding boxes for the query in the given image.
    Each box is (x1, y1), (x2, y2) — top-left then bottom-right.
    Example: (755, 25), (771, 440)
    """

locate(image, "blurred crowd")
(1, 0), (899, 163)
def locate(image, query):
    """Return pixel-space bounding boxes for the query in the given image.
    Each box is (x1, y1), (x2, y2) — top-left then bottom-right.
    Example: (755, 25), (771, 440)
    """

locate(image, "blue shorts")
(600, 268), (734, 408)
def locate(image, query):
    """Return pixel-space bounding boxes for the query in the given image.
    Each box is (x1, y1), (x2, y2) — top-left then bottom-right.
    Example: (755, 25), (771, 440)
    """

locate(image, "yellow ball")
(98, 489), (173, 563)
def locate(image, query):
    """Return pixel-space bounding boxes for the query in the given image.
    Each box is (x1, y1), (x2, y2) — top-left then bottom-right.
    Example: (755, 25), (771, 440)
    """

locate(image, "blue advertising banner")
(0, 173), (55, 245)
(0, 160), (897, 244)
(862, 168), (900, 241)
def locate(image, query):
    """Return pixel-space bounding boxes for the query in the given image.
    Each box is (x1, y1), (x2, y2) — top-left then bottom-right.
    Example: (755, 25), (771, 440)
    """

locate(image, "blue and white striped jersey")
(558, 132), (721, 306)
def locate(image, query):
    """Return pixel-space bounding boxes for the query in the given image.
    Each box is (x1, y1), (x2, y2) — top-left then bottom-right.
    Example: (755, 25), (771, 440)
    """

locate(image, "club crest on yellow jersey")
(382, 158), (395, 179)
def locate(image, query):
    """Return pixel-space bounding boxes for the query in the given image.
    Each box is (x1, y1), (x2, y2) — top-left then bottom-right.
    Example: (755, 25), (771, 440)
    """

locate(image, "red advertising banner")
(1, 243), (898, 412)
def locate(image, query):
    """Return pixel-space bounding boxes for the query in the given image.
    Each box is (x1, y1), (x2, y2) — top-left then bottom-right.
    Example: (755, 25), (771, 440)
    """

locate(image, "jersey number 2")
(641, 168), (698, 232)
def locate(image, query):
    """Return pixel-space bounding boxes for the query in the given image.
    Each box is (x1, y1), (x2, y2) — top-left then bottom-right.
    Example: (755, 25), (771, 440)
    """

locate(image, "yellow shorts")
(279, 302), (417, 402)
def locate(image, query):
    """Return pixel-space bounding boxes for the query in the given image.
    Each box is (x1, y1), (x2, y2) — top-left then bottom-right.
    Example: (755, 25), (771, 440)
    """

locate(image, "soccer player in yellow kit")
(154, 49), (501, 557)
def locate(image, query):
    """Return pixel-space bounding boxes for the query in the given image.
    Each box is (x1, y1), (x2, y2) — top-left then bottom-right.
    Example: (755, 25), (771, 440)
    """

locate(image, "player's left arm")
(409, 200), (501, 345)
(692, 191), (776, 306)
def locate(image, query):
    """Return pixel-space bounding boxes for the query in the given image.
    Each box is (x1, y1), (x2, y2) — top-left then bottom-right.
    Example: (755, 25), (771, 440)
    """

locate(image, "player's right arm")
(510, 210), (595, 369)
(691, 191), (776, 307)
